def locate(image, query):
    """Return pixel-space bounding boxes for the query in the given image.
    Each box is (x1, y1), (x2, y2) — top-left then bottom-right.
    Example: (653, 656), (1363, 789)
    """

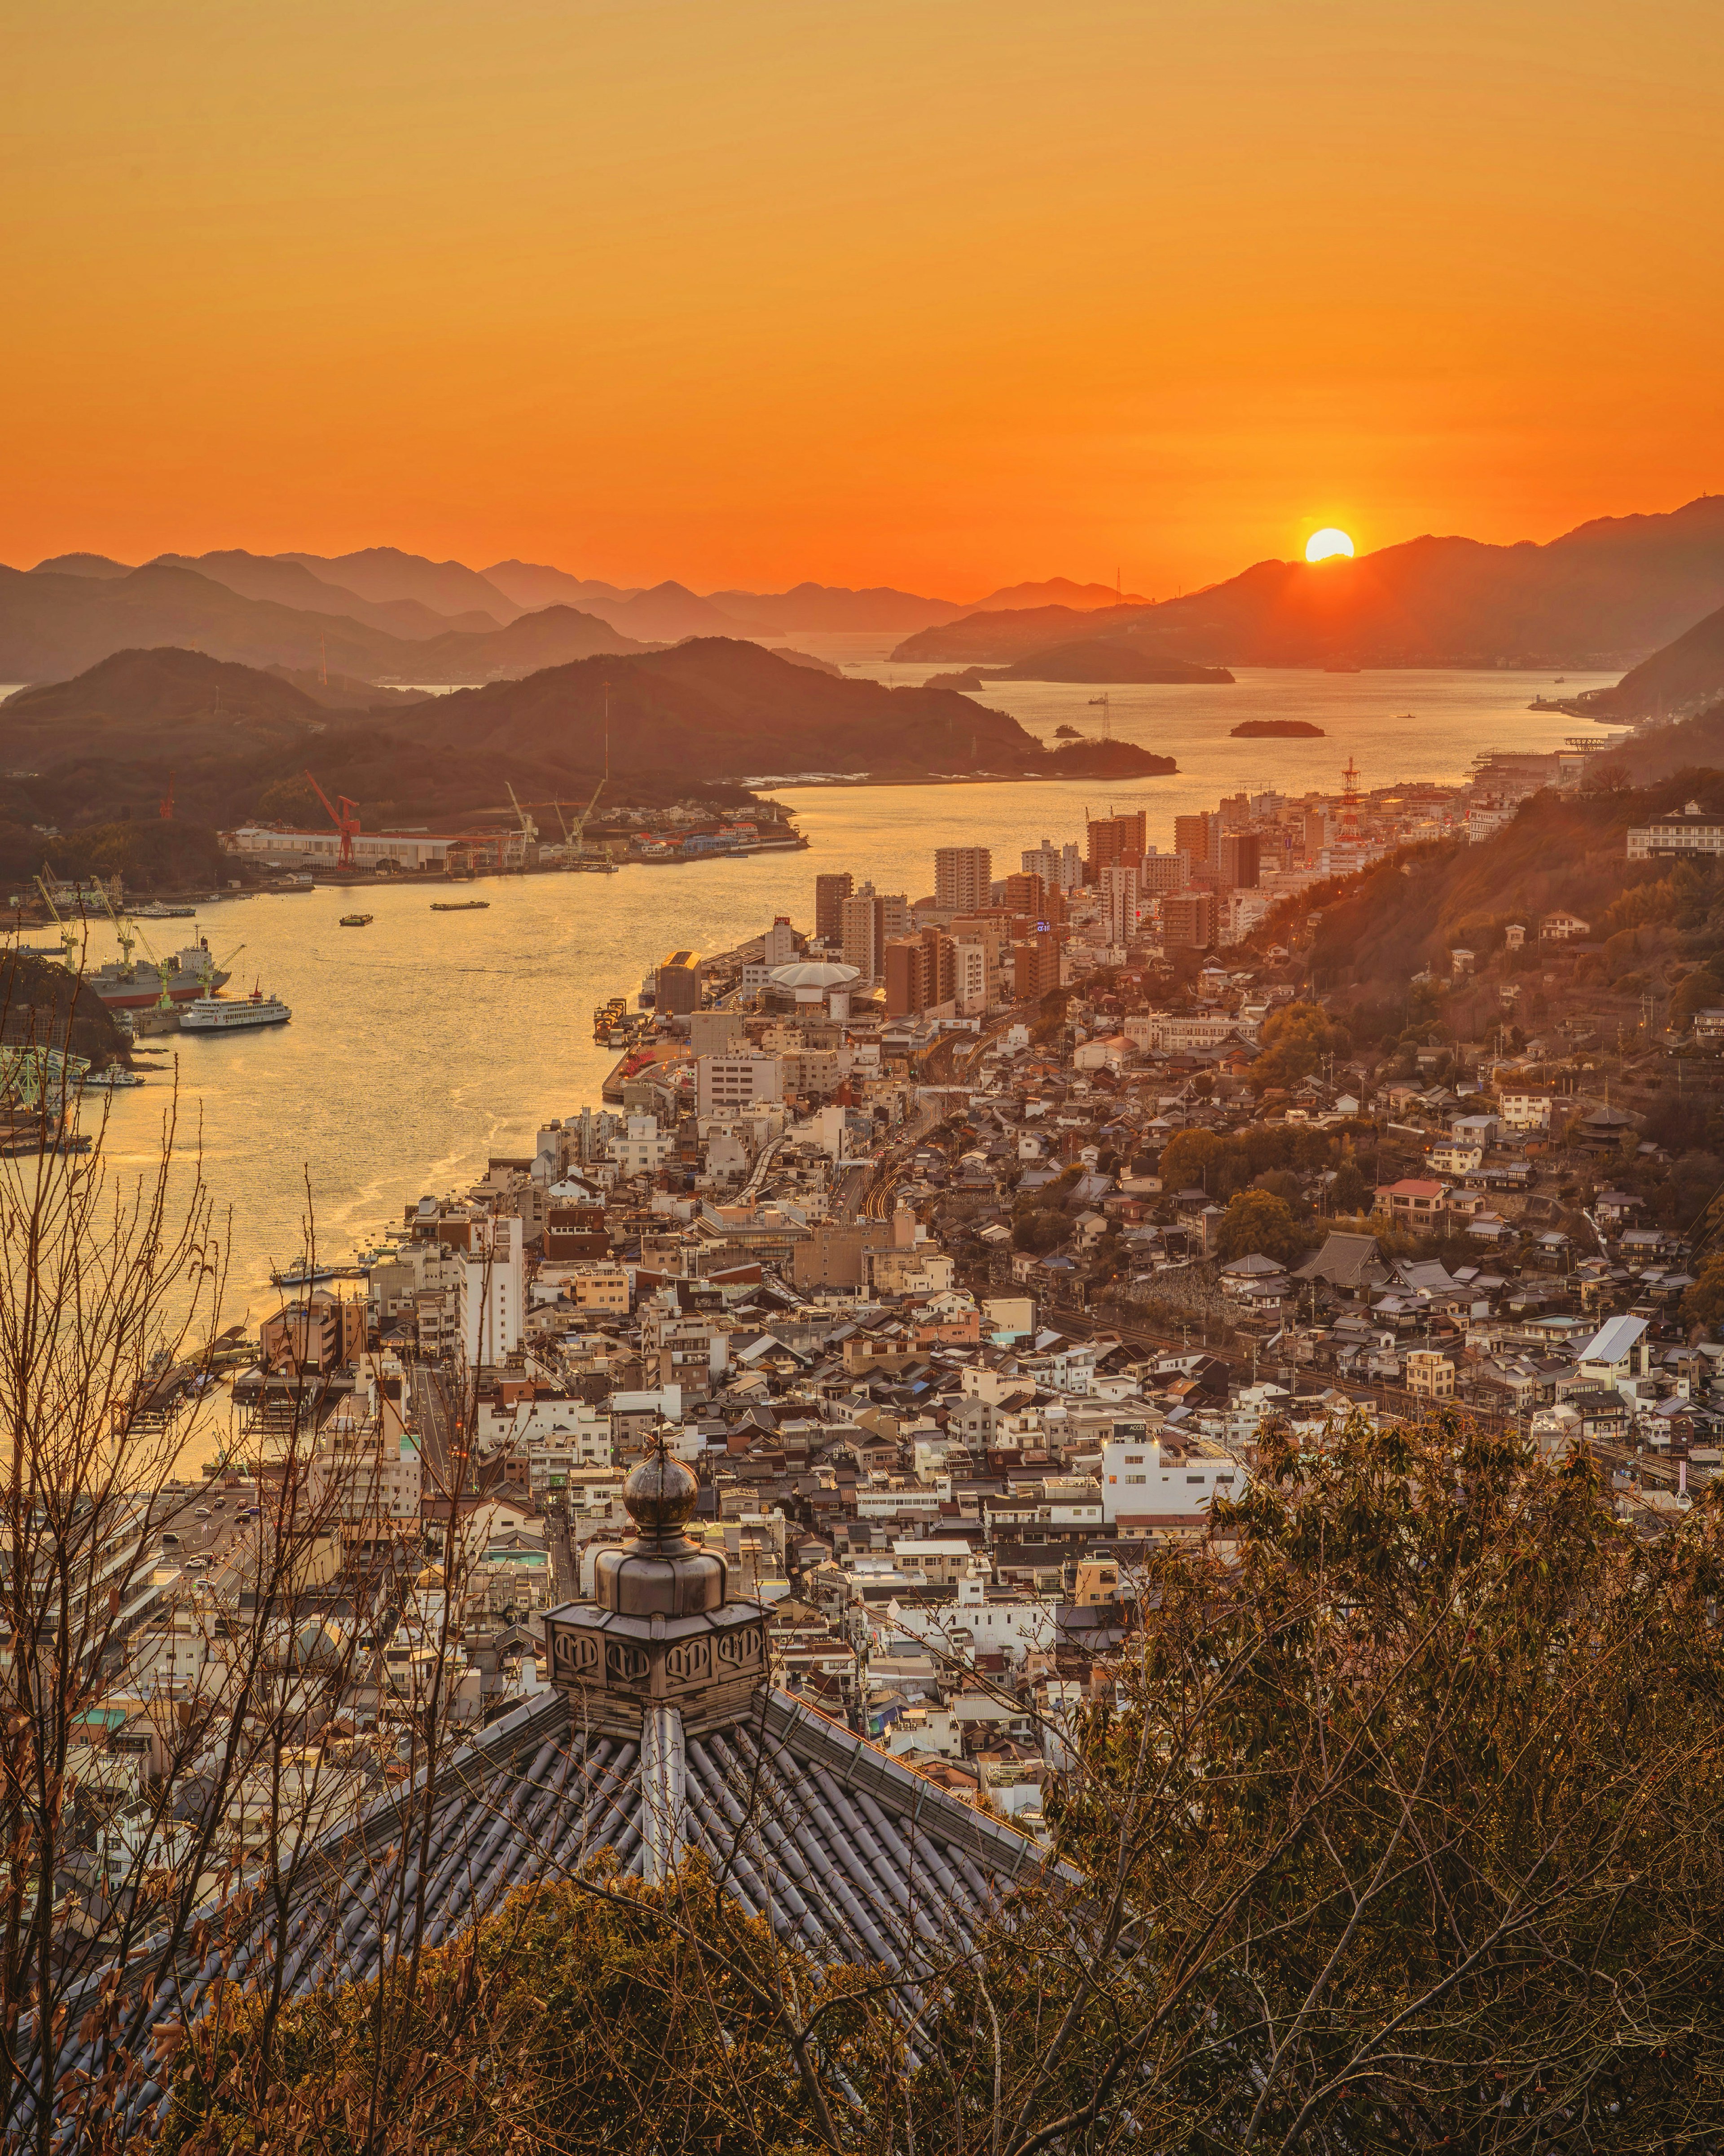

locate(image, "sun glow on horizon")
(1305, 527), (1356, 563)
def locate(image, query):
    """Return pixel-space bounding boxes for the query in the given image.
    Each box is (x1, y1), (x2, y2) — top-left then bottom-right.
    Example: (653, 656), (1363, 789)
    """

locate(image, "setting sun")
(1305, 528), (1356, 563)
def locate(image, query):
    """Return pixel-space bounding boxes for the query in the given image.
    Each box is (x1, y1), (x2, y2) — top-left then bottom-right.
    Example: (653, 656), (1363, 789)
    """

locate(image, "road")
(411, 1362), (458, 1491)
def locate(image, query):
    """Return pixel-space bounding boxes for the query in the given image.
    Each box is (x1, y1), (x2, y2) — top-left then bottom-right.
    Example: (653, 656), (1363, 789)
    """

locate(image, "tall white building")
(460, 1214), (525, 1368)
(951, 939), (989, 1017)
(1021, 838), (1082, 892)
(1099, 863), (1140, 944)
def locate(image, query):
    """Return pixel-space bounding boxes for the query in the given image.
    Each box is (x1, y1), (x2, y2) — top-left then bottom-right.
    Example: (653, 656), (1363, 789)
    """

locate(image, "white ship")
(179, 988), (292, 1033)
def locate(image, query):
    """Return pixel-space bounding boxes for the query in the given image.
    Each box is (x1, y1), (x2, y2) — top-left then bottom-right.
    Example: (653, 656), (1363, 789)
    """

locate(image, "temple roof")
(89, 1683), (1053, 2131)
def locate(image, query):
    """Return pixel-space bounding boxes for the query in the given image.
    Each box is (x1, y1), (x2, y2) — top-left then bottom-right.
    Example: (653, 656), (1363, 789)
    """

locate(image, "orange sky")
(7, 0), (1721, 598)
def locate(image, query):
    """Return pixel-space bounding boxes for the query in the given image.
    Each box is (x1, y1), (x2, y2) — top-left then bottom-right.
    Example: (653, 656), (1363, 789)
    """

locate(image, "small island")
(1231, 719), (1325, 738)
(1053, 723), (1081, 738)
(924, 667), (987, 691)
(1038, 740), (1176, 778)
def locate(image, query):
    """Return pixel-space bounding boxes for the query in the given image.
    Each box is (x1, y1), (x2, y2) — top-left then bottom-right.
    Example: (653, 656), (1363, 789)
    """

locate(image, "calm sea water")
(26, 666), (1618, 1332)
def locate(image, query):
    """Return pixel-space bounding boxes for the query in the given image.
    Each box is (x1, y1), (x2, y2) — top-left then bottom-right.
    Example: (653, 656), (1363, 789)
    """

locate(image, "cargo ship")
(81, 935), (230, 1010)
(431, 900), (490, 912)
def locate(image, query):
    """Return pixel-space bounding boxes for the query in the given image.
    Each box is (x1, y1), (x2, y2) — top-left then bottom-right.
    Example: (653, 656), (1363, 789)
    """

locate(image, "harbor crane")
(505, 780), (539, 847)
(94, 882), (139, 974)
(34, 874), (83, 971)
(304, 769), (361, 869)
(196, 938), (245, 993)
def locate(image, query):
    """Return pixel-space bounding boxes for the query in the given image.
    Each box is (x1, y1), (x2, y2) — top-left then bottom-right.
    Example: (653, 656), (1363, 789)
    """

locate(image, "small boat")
(431, 900), (491, 912)
(339, 912), (374, 927)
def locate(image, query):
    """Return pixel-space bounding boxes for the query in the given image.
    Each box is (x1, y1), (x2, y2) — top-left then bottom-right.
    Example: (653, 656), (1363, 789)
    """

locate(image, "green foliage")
(1012, 1206), (1068, 1254)
(1680, 1251), (1724, 1332)
(1036, 1415), (1724, 2152)
(1329, 1157), (1370, 1212)
(1249, 999), (1350, 1093)
(162, 1859), (879, 2155)
(1213, 1188), (1308, 1264)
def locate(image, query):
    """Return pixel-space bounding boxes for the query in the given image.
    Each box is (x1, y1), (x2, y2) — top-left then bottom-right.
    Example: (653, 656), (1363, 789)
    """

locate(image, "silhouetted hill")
(704, 583), (965, 633)
(895, 603), (1146, 664)
(1580, 601), (1724, 721)
(894, 497), (1724, 668)
(280, 547), (523, 622)
(152, 551), (500, 638)
(2, 648), (338, 753)
(483, 561), (642, 611)
(0, 565), (644, 685)
(31, 554), (132, 580)
(593, 582), (765, 640)
(0, 639), (1167, 841)
(970, 578), (1146, 611)
(987, 641), (1232, 684)
(400, 638), (1050, 785)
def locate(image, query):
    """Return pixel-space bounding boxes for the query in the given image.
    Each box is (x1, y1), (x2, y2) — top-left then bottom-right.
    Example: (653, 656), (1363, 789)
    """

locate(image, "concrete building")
(1086, 811), (1147, 875)
(655, 950), (704, 1014)
(1021, 838), (1082, 892)
(460, 1214), (525, 1367)
(1405, 1350), (1456, 1400)
(814, 872), (853, 944)
(695, 1053), (785, 1116)
(933, 847), (991, 914)
(260, 1293), (366, 1375)
(1161, 891), (1215, 951)
(1218, 832), (1260, 889)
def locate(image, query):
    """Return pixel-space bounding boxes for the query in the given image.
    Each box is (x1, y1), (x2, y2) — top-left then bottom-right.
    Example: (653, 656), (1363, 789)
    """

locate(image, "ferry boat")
(179, 988), (291, 1032)
(339, 912), (374, 927)
(134, 901), (198, 920)
(86, 1067), (147, 1089)
(431, 899), (491, 912)
(271, 1257), (340, 1287)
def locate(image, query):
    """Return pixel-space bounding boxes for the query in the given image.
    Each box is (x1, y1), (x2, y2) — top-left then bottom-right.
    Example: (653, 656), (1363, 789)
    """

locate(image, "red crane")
(159, 771), (175, 820)
(304, 768), (361, 868)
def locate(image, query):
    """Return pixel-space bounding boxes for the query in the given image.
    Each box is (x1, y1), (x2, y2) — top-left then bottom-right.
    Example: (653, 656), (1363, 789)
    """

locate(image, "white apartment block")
(695, 1053), (784, 1117)
(1021, 839), (1083, 892)
(459, 1214), (525, 1367)
(610, 1113), (675, 1176)
(1099, 1435), (1240, 1525)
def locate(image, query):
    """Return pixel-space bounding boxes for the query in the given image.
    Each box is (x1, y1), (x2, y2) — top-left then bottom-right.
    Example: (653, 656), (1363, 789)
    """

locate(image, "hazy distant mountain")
(483, 560), (644, 611)
(969, 577), (1146, 612)
(405, 604), (652, 682)
(31, 553), (134, 580)
(704, 582), (967, 634)
(894, 602), (1146, 665)
(0, 647), (341, 759)
(0, 563), (645, 685)
(280, 547), (524, 624)
(1583, 600), (1724, 719)
(151, 550), (499, 639)
(591, 581), (766, 641)
(894, 497), (1724, 668)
